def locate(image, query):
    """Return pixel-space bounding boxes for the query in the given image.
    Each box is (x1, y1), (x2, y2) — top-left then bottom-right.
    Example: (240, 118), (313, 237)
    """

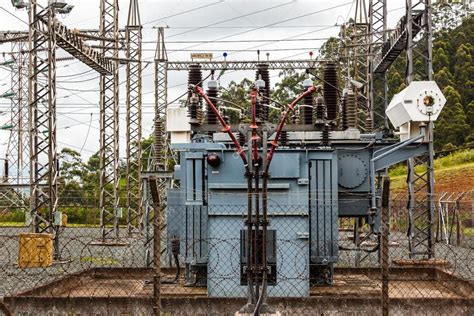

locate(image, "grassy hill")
(389, 149), (474, 193)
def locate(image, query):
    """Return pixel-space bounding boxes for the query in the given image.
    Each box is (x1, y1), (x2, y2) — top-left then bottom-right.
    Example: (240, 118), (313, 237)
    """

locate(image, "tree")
(220, 78), (252, 124)
(434, 86), (470, 149)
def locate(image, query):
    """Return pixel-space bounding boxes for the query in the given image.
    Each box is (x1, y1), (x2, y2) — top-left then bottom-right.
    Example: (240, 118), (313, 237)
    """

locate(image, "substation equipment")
(165, 58), (446, 304)
(1, 0), (446, 309)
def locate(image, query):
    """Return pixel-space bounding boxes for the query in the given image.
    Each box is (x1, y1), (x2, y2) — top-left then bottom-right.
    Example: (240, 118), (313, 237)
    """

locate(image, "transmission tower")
(28, 1), (59, 255)
(0, 40), (30, 214)
(125, 0), (143, 236)
(342, 0), (372, 132)
(371, 0), (435, 258)
(405, 0), (435, 259)
(154, 27), (168, 175)
(368, 0), (388, 128)
(99, 0), (120, 241)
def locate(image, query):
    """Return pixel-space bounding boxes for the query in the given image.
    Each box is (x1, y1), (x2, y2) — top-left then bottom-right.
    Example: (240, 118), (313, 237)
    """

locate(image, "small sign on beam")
(191, 53), (213, 61)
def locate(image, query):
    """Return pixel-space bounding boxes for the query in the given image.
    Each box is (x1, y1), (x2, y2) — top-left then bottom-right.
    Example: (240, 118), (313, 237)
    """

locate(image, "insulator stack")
(256, 64), (270, 122)
(314, 96), (325, 131)
(188, 64), (203, 124)
(321, 124), (331, 147)
(341, 95), (348, 130)
(280, 131), (289, 146)
(323, 63), (339, 126)
(346, 90), (357, 129)
(206, 87), (218, 125)
(365, 116), (373, 133)
(302, 90), (314, 125)
(154, 117), (165, 168)
(238, 132), (246, 146)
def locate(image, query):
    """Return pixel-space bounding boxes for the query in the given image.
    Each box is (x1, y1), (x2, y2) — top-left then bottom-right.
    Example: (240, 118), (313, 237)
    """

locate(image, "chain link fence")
(0, 188), (472, 315)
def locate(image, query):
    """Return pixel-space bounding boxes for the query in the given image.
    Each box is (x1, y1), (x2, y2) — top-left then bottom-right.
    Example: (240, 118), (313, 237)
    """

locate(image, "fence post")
(149, 176), (161, 316)
(381, 176), (390, 316)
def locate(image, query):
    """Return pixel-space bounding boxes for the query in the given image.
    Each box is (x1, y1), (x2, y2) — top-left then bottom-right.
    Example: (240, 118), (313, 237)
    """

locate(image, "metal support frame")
(369, 0), (388, 129)
(99, 0), (120, 240)
(343, 0), (371, 132)
(0, 40), (30, 214)
(166, 59), (323, 71)
(144, 27), (168, 266)
(406, 0), (435, 259)
(28, 0), (59, 255)
(125, 0), (143, 236)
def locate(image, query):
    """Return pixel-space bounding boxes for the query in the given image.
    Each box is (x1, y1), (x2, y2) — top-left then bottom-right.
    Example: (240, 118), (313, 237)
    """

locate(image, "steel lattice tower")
(154, 27), (168, 174)
(125, 0), (143, 236)
(99, 0), (120, 240)
(0, 41), (30, 214)
(144, 27), (168, 267)
(7, 41), (29, 187)
(406, 0), (435, 259)
(28, 0), (59, 252)
(342, 0), (372, 132)
(369, 0), (388, 129)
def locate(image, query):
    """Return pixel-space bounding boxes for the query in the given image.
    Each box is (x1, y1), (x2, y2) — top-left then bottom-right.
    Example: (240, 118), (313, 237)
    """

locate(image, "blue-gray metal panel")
(207, 216), (309, 298)
(185, 153), (205, 205)
(268, 153), (300, 178)
(183, 205), (208, 264)
(167, 189), (183, 242)
(336, 150), (371, 192)
(309, 155), (338, 264)
(171, 143), (226, 150)
(208, 183), (290, 189)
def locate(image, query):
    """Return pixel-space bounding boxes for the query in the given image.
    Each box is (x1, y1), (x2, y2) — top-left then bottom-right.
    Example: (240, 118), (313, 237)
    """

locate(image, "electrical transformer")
(165, 63), (446, 299)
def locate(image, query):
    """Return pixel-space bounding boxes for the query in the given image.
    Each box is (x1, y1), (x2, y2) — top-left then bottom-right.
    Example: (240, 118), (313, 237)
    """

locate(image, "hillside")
(390, 149), (474, 193)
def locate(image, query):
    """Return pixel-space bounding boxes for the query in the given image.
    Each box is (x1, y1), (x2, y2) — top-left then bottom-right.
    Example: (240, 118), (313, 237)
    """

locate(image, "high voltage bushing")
(341, 95), (348, 130)
(365, 116), (373, 133)
(302, 88), (314, 125)
(256, 63), (270, 122)
(280, 131), (289, 146)
(188, 64), (203, 124)
(314, 96), (326, 131)
(323, 63), (339, 127)
(346, 90), (357, 129)
(321, 123), (331, 147)
(206, 82), (218, 125)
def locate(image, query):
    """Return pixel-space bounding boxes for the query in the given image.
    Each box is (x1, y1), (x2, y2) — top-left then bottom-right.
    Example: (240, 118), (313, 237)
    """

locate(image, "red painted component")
(194, 86), (248, 166)
(265, 86), (317, 173)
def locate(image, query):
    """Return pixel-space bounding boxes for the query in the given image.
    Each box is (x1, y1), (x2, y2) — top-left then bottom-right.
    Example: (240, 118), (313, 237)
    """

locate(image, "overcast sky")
(0, 0), (409, 165)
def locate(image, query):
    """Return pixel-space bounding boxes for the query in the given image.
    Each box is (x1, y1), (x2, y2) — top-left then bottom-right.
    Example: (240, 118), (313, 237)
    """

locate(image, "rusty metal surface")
(3, 267), (472, 315)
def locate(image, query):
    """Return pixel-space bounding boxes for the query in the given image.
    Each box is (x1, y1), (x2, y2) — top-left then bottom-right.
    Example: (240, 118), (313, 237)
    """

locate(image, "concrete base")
(3, 267), (473, 315)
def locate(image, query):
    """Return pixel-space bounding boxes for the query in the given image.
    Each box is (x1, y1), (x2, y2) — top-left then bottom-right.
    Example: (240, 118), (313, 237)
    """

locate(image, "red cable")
(265, 86), (317, 173)
(194, 85), (248, 166)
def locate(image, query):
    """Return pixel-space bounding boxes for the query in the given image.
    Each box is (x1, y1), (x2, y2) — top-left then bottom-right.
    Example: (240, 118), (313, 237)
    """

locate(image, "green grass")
(80, 256), (120, 265)
(464, 227), (474, 237)
(389, 149), (474, 178)
(0, 222), (130, 228)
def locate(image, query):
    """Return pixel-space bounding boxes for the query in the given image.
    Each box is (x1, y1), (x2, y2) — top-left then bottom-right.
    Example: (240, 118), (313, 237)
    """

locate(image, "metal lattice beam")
(0, 31), (28, 44)
(166, 59), (330, 71)
(0, 41), (30, 214)
(125, 0), (143, 235)
(144, 27), (169, 267)
(7, 41), (30, 187)
(28, 1), (59, 252)
(406, 0), (435, 259)
(99, 0), (120, 240)
(52, 21), (113, 75)
(369, 0), (388, 129)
